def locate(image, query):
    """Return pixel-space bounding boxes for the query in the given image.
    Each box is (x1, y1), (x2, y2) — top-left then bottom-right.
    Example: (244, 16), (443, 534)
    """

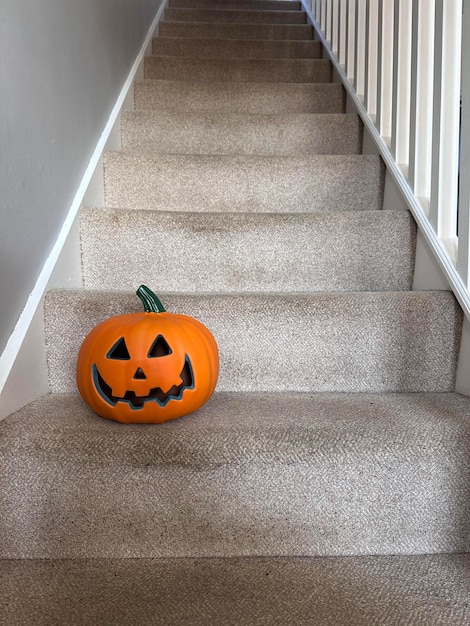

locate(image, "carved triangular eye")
(148, 335), (172, 358)
(106, 337), (130, 360)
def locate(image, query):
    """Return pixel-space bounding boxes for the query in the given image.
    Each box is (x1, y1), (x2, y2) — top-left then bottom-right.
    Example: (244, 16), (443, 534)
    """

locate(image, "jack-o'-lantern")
(76, 285), (219, 424)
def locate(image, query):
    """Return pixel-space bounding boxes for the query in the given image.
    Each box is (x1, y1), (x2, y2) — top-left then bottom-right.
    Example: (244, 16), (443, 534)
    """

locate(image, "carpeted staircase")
(2, 0), (470, 623)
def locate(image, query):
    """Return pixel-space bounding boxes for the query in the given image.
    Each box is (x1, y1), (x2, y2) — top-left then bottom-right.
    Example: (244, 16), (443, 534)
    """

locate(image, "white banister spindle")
(391, 0), (412, 169)
(332, 0), (340, 56)
(378, 0), (394, 144)
(391, 0), (400, 152)
(355, 0), (367, 102)
(458, 0), (470, 285)
(408, 0), (435, 208)
(375, 0), (384, 132)
(366, 0), (379, 119)
(326, 0), (333, 45)
(347, 0), (357, 83)
(325, 0), (330, 41)
(339, 0), (349, 67)
(321, 0), (327, 32)
(430, 0), (462, 241)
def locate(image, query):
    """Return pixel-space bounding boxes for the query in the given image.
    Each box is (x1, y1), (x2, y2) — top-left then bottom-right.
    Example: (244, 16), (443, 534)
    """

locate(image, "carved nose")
(133, 367), (147, 380)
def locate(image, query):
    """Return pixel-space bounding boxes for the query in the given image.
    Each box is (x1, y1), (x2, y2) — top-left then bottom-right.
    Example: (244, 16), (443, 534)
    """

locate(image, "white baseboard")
(0, 1), (167, 420)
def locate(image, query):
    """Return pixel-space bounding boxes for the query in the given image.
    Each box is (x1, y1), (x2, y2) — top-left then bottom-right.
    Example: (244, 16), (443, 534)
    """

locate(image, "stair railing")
(302, 0), (470, 318)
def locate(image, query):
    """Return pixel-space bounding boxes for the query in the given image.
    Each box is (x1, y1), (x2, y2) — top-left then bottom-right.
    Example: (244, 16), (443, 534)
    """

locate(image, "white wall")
(0, 0), (163, 357)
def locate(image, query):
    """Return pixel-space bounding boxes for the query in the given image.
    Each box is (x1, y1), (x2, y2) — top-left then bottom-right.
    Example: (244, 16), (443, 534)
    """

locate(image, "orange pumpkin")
(76, 285), (219, 424)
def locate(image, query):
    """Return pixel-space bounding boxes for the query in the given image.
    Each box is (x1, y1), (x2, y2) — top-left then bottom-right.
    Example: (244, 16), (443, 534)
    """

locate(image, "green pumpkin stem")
(136, 285), (166, 313)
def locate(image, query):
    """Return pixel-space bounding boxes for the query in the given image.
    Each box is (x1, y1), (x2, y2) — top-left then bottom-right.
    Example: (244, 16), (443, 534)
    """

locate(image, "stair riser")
(168, 0), (303, 10)
(159, 21), (314, 40)
(152, 37), (321, 59)
(121, 112), (362, 156)
(3, 394), (470, 558)
(144, 56), (331, 83)
(80, 210), (416, 293)
(44, 292), (461, 395)
(2, 553), (470, 624)
(164, 8), (307, 23)
(104, 154), (383, 213)
(134, 81), (345, 115)
(3, 460), (469, 559)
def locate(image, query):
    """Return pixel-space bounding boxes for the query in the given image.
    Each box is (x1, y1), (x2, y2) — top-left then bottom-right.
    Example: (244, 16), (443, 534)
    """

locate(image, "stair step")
(121, 111), (361, 156)
(80, 209), (416, 293)
(44, 290), (461, 395)
(164, 7), (308, 23)
(152, 36), (321, 59)
(168, 0), (303, 11)
(159, 20), (314, 40)
(2, 391), (470, 558)
(103, 153), (384, 213)
(134, 80), (345, 114)
(144, 55), (331, 82)
(2, 554), (470, 625)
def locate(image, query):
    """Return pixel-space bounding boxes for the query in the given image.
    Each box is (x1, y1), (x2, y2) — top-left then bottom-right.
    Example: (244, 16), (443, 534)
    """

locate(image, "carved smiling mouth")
(92, 356), (194, 410)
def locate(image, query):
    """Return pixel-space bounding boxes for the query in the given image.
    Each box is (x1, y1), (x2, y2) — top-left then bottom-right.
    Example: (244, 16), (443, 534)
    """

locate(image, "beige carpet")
(2, 555), (470, 625)
(44, 290), (462, 395)
(2, 0), (470, 622)
(3, 391), (470, 558)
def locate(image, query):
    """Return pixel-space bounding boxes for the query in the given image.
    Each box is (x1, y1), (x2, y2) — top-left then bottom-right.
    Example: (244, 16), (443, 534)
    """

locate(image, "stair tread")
(134, 79), (345, 114)
(4, 391), (470, 467)
(103, 152), (383, 212)
(2, 554), (469, 625)
(80, 208), (416, 293)
(44, 290), (461, 395)
(121, 110), (362, 156)
(3, 391), (470, 557)
(144, 55), (331, 83)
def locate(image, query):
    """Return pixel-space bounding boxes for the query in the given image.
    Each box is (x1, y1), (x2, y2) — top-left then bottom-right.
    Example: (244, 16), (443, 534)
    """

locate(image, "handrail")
(302, 0), (470, 319)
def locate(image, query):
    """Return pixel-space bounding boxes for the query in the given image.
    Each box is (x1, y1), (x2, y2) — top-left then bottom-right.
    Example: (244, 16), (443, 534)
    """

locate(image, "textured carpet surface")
(2, 392), (470, 558)
(44, 290), (462, 394)
(121, 110), (362, 156)
(80, 209), (415, 292)
(152, 36), (322, 58)
(164, 7), (308, 23)
(168, 0), (303, 10)
(159, 20), (315, 40)
(103, 152), (383, 212)
(144, 55), (332, 82)
(2, 555), (470, 625)
(134, 79), (345, 114)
